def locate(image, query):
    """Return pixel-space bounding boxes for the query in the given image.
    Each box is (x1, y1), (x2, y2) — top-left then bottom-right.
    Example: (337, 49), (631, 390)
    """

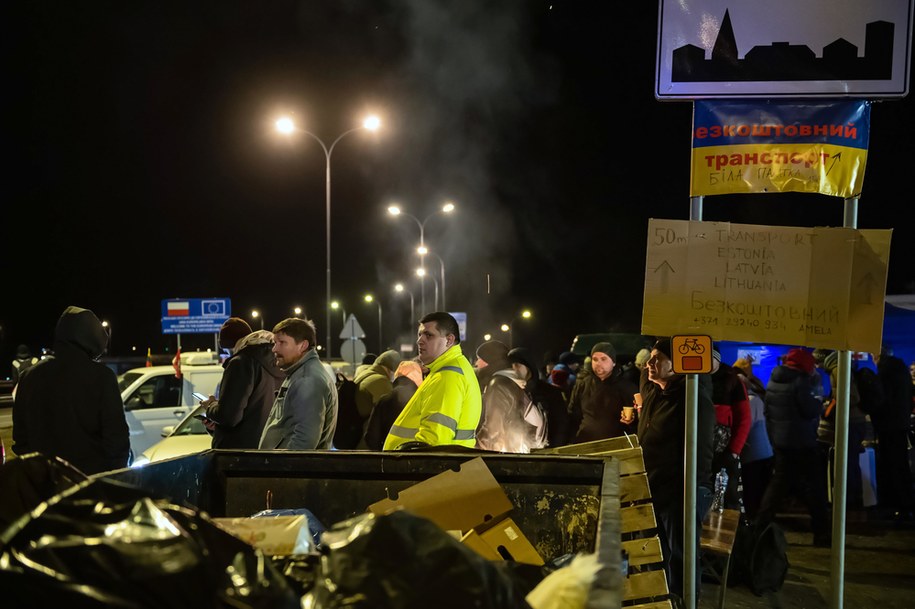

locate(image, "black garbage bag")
(304, 510), (534, 609)
(0, 452), (88, 533)
(0, 475), (298, 609)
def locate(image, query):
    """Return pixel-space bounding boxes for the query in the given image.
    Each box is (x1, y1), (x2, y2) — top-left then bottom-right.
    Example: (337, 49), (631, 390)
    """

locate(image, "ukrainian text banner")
(690, 100), (870, 198)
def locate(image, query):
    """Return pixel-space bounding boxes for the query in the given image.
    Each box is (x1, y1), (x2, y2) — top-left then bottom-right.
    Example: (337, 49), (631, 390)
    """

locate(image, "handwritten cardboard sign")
(641, 219), (892, 352)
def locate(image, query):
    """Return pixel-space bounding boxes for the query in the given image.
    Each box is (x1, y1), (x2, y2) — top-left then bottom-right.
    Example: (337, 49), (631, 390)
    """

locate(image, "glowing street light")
(388, 201), (455, 312)
(418, 247), (447, 310)
(393, 282), (416, 327)
(416, 267), (440, 310)
(502, 310), (533, 347)
(330, 300), (346, 325)
(483, 333), (492, 341)
(364, 294), (383, 352)
(101, 320), (111, 354)
(251, 309), (264, 330)
(293, 306), (303, 317)
(275, 113), (381, 358)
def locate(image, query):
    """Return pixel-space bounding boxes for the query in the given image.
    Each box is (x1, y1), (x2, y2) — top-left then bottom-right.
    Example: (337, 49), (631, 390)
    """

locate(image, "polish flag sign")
(167, 301), (190, 316)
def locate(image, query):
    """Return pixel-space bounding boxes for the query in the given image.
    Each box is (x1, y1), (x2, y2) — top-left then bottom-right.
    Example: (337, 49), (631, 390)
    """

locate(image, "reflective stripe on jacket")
(383, 344), (482, 450)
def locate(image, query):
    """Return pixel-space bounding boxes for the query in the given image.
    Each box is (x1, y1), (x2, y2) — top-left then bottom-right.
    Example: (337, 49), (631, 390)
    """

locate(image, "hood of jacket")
(235, 329), (274, 352)
(354, 362), (390, 385)
(53, 306), (108, 358)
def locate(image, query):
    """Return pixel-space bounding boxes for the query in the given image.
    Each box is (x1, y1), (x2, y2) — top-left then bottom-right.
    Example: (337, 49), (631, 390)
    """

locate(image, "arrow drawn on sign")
(825, 152), (842, 176)
(653, 260), (675, 293)
(857, 272), (876, 305)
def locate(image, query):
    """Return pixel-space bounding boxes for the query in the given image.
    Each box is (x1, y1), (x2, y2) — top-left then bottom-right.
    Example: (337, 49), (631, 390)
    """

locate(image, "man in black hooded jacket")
(637, 338), (715, 604)
(13, 306), (129, 474)
(202, 317), (285, 449)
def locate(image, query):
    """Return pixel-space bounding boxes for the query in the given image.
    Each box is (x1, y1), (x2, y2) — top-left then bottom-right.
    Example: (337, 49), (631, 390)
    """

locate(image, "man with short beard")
(637, 338), (714, 604)
(259, 318), (338, 450)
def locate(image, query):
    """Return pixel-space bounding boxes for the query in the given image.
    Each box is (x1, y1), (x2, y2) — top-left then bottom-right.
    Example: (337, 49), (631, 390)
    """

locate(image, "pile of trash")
(0, 454), (603, 609)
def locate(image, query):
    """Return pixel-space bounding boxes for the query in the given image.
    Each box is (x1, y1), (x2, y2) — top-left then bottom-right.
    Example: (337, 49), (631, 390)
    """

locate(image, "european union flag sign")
(161, 298), (232, 334)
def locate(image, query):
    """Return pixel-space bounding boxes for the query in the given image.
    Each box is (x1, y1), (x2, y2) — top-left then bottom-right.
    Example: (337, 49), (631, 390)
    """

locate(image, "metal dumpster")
(102, 449), (623, 607)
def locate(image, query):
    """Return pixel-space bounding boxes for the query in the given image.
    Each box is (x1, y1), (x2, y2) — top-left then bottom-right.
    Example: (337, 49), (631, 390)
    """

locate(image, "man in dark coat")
(757, 347), (830, 546)
(12, 306), (129, 474)
(203, 318), (285, 449)
(875, 347), (915, 522)
(569, 342), (638, 443)
(637, 338), (714, 604)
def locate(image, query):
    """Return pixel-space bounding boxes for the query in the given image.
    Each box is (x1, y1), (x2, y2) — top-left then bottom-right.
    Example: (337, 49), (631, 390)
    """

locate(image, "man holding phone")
(199, 317), (284, 449)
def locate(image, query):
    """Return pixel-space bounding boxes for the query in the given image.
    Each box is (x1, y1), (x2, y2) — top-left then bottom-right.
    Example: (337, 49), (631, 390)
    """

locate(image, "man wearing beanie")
(637, 337), (714, 603)
(474, 339), (511, 391)
(202, 318), (284, 449)
(759, 347), (830, 546)
(568, 342), (638, 443)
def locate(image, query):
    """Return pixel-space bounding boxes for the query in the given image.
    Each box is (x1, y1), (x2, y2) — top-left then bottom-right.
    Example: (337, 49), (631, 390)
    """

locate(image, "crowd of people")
(8, 305), (915, 606)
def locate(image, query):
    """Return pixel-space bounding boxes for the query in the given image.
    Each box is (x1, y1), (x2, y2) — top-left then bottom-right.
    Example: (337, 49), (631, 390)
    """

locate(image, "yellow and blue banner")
(691, 100), (870, 198)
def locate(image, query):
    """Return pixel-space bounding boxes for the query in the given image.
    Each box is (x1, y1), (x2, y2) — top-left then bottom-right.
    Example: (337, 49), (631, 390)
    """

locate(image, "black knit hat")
(476, 340), (509, 365)
(652, 338), (672, 359)
(219, 317), (253, 349)
(590, 341), (617, 361)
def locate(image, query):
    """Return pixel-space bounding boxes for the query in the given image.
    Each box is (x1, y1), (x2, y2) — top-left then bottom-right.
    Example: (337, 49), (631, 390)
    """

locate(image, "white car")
(130, 404), (213, 467)
(118, 352), (224, 457)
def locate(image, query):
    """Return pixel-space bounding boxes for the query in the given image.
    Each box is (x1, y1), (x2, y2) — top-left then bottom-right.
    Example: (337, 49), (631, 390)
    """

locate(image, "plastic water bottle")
(713, 467), (729, 513)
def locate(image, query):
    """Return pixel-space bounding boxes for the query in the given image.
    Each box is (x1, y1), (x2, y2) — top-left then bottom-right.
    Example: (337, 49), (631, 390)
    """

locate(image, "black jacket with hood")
(764, 364), (823, 450)
(13, 306), (129, 474)
(206, 330), (285, 449)
(638, 368), (715, 499)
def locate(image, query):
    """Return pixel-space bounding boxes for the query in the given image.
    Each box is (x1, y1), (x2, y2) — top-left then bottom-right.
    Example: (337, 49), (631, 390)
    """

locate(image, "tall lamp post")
(501, 309), (532, 348)
(330, 301), (346, 326)
(417, 246), (447, 310)
(394, 283), (415, 326)
(387, 201), (454, 312)
(101, 320), (111, 355)
(275, 114), (381, 359)
(416, 268), (440, 310)
(364, 294), (383, 353)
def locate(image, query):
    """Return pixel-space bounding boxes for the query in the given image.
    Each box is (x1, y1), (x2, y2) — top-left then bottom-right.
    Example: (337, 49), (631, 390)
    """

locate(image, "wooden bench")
(700, 508), (741, 609)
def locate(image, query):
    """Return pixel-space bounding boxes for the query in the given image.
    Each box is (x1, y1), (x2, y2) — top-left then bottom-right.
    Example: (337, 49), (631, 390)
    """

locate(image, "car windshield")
(171, 405), (208, 436)
(117, 371), (144, 393)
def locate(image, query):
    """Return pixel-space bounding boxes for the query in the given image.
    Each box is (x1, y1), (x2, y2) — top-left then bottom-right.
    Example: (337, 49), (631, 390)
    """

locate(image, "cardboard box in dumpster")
(213, 515), (313, 555)
(368, 457), (544, 565)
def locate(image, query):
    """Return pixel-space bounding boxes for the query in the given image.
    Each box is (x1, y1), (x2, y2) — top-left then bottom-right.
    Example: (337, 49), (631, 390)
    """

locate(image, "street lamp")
(251, 309), (264, 330)
(330, 300), (346, 325)
(293, 306), (303, 317)
(101, 320), (111, 355)
(502, 310), (533, 347)
(364, 294), (383, 353)
(417, 246), (447, 310)
(393, 282), (415, 326)
(275, 113), (381, 359)
(388, 201), (455, 311)
(416, 267), (440, 311)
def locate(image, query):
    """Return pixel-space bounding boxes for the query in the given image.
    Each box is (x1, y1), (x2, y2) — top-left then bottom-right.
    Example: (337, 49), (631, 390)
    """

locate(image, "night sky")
(3, 1), (914, 368)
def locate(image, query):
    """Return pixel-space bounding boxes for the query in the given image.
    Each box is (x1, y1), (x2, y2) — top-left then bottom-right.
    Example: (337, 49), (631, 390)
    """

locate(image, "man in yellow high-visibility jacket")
(384, 312), (482, 450)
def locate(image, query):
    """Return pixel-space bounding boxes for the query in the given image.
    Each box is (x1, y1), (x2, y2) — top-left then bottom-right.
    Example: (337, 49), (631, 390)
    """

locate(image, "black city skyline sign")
(672, 9), (895, 82)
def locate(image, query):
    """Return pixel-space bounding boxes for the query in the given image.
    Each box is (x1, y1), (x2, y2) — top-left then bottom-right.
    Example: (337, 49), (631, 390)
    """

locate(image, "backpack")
(333, 372), (363, 449)
(731, 520), (789, 595)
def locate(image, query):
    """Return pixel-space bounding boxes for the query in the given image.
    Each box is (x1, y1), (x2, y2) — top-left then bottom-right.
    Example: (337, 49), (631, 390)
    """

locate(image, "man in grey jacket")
(259, 318), (338, 450)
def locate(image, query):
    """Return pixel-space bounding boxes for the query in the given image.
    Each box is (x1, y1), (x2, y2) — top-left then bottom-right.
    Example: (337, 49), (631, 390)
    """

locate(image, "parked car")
(118, 352), (224, 458)
(130, 404), (212, 467)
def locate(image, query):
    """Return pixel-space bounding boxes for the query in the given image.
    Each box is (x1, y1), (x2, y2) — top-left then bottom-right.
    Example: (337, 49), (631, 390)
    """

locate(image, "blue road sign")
(161, 298), (232, 334)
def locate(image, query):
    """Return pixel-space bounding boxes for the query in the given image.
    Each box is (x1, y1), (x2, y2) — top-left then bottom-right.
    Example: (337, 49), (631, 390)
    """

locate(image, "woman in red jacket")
(710, 348), (751, 511)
